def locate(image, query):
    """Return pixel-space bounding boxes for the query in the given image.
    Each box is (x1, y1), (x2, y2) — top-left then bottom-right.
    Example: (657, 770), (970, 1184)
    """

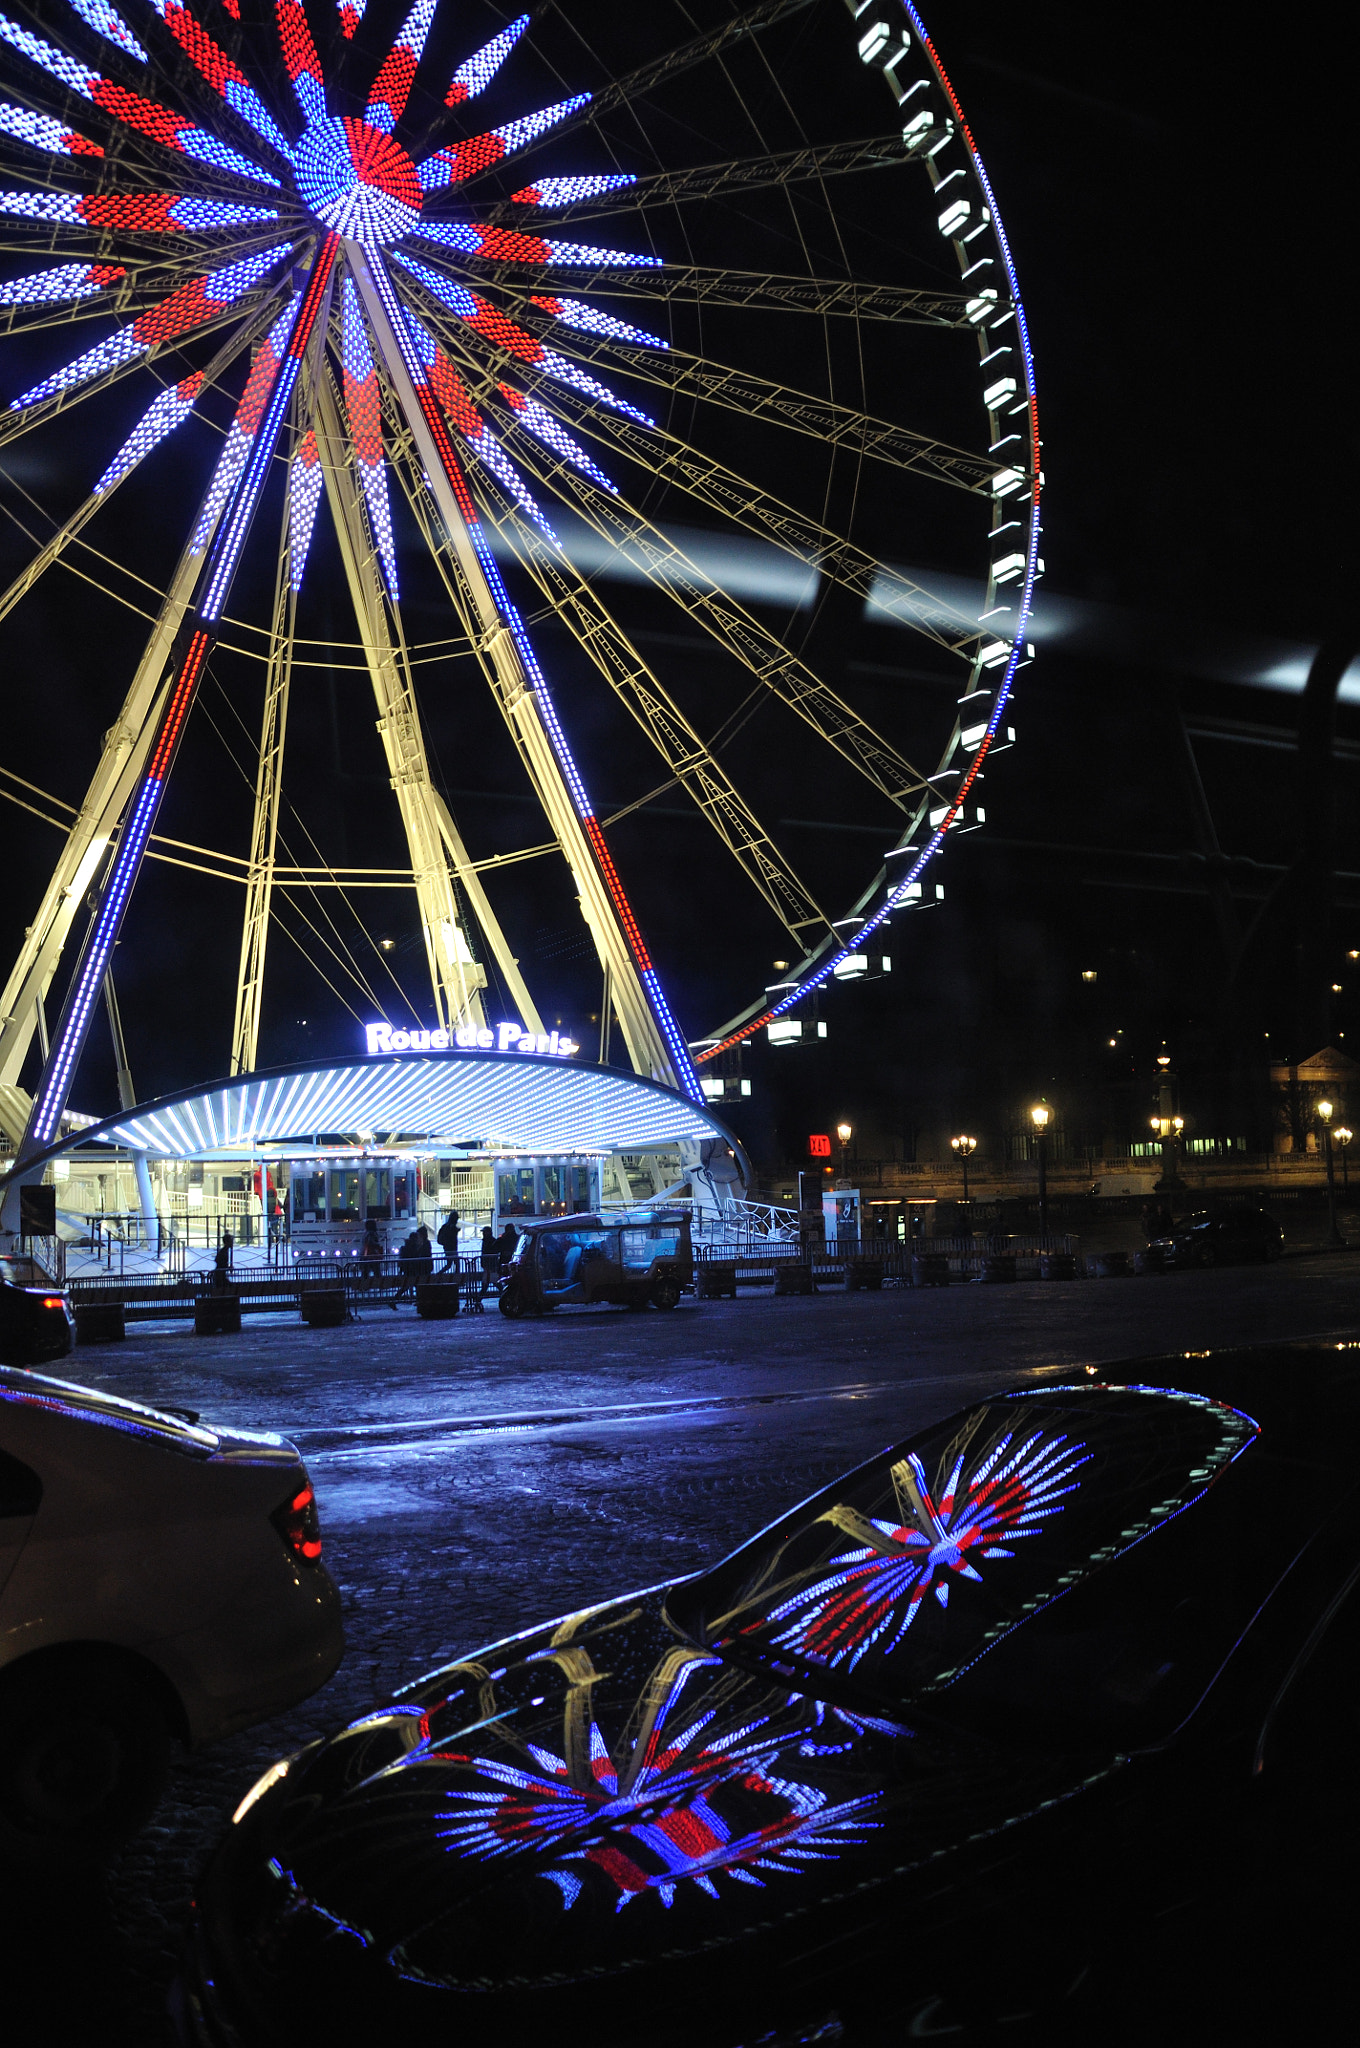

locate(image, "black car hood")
(212, 1351), (1360, 2012)
(230, 1592), (1104, 2000)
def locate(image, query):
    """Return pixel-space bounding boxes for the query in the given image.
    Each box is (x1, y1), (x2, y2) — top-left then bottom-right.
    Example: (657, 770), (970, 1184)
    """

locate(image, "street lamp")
(836, 1121), (852, 1177)
(1316, 1100), (1345, 1248)
(1336, 1124), (1353, 1199)
(1030, 1101), (1051, 1245)
(1150, 1048), (1187, 1193)
(950, 1134), (978, 1205)
(1150, 1112), (1186, 1192)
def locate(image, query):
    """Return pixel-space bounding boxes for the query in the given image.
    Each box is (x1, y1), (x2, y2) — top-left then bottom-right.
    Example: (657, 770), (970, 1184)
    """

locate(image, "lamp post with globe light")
(951, 1135), (977, 1236)
(1151, 1112), (1186, 1193)
(836, 1122), (853, 1177)
(1152, 1050), (1188, 1194)
(1030, 1102), (1051, 1245)
(1336, 1124), (1353, 1201)
(1316, 1100), (1346, 1249)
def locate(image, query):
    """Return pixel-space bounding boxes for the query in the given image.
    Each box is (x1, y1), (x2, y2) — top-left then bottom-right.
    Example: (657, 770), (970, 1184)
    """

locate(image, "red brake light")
(271, 1482), (322, 1564)
(41, 1297), (64, 1309)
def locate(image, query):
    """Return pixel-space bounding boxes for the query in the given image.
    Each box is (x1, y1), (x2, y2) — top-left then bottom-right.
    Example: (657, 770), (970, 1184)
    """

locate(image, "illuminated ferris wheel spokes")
(0, 0), (1038, 1194)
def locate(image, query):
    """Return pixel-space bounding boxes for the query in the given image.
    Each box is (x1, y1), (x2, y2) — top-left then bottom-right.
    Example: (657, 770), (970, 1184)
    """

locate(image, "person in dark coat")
(211, 1230), (234, 1288)
(359, 1221), (382, 1286)
(479, 1225), (499, 1296)
(412, 1224), (434, 1282)
(436, 1209), (460, 1271)
(395, 1228), (423, 1302)
(496, 1223), (519, 1273)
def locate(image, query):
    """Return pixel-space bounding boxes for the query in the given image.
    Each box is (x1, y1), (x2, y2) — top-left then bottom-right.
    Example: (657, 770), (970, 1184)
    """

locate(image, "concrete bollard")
(301, 1287), (347, 1328)
(846, 1258), (884, 1291)
(697, 1263), (738, 1300)
(74, 1300), (125, 1344)
(1040, 1252), (1078, 1281)
(415, 1280), (459, 1320)
(195, 1290), (241, 1335)
(774, 1263), (816, 1296)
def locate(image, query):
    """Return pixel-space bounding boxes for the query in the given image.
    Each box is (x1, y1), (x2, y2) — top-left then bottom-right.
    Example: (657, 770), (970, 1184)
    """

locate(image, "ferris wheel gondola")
(0, 0), (1039, 1196)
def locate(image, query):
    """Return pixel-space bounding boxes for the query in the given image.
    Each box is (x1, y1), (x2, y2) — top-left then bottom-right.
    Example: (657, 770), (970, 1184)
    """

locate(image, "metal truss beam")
(420, 0), (815, 165)
(311, 360), (490, 1036)
(229, 477), (294, 1077)
(0, 281), (285, 451)
(423, 300), (982, 655)
(493, 264), (988, 329)
(489, 133), (917, 224)
(0, 501), (229, 1090)
(352, 247), (677, 1087)
(538, 325), (993, 493)
(492, 422), (934, 809)
(492, 507), (831, 940)
(0, 314), (272, 632)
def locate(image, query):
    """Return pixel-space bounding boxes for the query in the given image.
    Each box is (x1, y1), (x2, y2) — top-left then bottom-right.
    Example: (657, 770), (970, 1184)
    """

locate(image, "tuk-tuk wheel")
(499, 1289), (526, 1318)
(650, 1281), (681, 1311)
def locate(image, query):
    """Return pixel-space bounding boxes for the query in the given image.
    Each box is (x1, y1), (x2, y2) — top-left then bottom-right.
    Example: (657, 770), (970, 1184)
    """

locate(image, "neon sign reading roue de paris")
(364, 1021), (581, 1059)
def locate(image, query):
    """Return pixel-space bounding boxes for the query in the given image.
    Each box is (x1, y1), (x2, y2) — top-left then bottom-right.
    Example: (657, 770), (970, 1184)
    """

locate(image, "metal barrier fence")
(695, 1234), (1081, 1283)
(66, 1254), (486, 1322)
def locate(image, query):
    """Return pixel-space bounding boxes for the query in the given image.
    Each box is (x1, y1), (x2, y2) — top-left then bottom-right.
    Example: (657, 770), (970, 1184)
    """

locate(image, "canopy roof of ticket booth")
(28, 1053), (727, 1166)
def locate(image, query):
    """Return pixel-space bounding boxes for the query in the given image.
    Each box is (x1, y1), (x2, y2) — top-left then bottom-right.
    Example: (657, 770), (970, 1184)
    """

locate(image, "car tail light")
(41, 1297), (64, 1309)
(271, 1482), (322, 1564)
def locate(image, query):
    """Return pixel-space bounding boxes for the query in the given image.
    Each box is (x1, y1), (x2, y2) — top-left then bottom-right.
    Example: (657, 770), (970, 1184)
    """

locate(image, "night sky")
(1, 0), (1356, 1172)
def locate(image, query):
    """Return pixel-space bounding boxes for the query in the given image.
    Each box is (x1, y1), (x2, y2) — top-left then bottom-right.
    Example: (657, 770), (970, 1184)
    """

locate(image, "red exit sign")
(808, 1133), (832, 1157)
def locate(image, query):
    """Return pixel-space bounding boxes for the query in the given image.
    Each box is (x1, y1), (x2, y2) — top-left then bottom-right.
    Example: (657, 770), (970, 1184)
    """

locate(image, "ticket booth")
(493, 1156), (600, 1229)
(289, 1157), (419, 1256)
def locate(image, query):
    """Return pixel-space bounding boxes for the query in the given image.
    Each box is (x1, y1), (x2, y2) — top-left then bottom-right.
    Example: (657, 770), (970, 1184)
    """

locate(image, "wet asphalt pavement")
(8, 1255), (1360, 2044)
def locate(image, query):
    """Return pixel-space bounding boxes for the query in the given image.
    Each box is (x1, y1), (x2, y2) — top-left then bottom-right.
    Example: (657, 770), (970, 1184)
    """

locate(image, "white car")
(0, 1363), (343, 1861)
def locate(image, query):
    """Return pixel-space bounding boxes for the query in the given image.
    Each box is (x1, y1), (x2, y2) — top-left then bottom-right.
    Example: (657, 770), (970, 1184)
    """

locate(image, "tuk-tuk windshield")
(621, 1225), (683, 1269)
(536, 1228), (613, 1286)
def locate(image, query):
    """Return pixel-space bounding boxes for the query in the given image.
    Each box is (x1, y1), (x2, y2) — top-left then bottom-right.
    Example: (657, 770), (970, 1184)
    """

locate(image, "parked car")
(180, 1344), (1360, 2047)
(1151, 1205), (1284, 1268)
(0, 1364), (343, 1863)
(0, 1255), (73, 1367)
(499, 1211), (692, 1317)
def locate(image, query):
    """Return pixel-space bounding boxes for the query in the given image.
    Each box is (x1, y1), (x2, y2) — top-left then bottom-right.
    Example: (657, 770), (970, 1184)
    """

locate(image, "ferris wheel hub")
(295, 115), (422, 246)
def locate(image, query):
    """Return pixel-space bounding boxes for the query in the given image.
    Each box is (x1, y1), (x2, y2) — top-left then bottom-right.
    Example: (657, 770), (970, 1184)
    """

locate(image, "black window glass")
(668, 1385), (1259, 1705)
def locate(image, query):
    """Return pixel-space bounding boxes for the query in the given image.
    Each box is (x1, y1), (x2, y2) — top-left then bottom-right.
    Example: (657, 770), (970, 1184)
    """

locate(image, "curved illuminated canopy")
(29, 1054), (728, 1165)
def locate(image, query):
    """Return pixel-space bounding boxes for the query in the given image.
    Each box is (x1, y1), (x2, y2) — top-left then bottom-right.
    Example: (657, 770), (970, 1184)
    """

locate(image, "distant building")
(1269, 1048), (1358, 1152)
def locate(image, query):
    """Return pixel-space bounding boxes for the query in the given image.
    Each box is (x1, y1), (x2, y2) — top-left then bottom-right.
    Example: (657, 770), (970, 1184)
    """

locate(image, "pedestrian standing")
(496, 1222), (519, 1273)
(437, 1208), (460, 1272)
(211, 1229), (234, 1288)
(359, 1221), (382, 1287)
(479, 1224), (499, 1296)
(413, 1223), (434, 1283)
(395, 1228), (418, 1302)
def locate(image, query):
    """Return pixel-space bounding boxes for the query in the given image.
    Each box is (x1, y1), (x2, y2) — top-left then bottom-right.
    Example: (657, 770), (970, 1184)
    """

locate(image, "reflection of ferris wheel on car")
(0, 0), (1039, 1170)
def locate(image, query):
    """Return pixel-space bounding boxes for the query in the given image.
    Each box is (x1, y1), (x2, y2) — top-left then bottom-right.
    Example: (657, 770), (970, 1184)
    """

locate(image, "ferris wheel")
(0, 0), (1040, 1179)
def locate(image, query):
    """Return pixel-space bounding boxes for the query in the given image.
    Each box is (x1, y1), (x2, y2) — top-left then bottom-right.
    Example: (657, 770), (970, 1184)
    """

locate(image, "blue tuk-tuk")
(498, 1211), (692, 1317)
